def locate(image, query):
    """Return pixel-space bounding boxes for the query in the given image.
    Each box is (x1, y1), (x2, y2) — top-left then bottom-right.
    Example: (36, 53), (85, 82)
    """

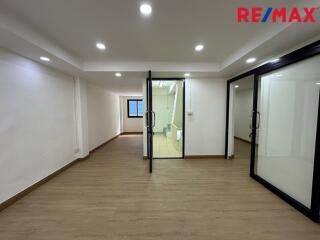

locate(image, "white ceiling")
(0, 0), (319, 95)
(0, 0), (294, 63)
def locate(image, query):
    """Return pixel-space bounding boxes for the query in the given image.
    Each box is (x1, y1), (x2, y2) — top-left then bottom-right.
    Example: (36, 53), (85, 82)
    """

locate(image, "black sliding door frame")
(225, 40), (320, 222)
(146, 71), (153, 173)
(146, 75), (186, 173)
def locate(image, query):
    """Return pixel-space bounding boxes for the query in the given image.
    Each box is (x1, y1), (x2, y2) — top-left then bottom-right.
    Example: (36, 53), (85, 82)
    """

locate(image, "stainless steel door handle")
(152, 111), (155, 128)
(257, 111), (261, 129)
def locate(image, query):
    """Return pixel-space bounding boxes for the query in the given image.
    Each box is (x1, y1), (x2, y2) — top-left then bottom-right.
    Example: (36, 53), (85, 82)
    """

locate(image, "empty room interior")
(0, 0), (320, 239)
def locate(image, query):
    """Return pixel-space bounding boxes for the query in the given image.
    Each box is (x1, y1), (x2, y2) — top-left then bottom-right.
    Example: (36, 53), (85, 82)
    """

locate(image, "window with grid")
(127, 99), (143, 118)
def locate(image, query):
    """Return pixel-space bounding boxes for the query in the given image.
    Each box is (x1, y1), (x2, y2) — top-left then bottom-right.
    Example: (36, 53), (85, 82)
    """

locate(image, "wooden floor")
(0, 135), (319, 240)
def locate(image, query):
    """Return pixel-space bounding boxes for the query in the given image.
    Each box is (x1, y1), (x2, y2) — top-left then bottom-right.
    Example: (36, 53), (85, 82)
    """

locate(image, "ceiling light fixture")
(40, 56), (50, 62)
(235, 85), (239, 88)
(140, 3), (152, 16)
(195, 44), (204, 52)
(115, 72), (122, 77)
(269, 58), (280, 63)
(184, 73), (190, 77)
(316, 82), (320, 85)
(96, 42), (106, 50)
(246, 57), (256, 64)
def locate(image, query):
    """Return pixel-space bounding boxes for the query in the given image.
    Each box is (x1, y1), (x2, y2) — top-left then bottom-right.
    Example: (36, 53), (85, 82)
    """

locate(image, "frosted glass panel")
(255, 55), (320, 208)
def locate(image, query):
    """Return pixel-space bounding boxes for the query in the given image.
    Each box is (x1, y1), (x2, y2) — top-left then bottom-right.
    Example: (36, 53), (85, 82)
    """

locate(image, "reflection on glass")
(255, 55), (320, 208)
(152, 80), (183, 158)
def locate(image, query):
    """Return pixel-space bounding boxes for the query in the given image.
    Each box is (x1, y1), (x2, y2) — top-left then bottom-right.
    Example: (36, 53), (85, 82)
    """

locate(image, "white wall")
(234, 88), (253, 142)
(120, 96), (143, 133)
(0, 47), (121, 203)
(0, 47), (77, 204)
(74, 77), (89, 158)
(143, 78), (226, 156)
(87, 84), (121, 150)
(185, 78), (226, 156)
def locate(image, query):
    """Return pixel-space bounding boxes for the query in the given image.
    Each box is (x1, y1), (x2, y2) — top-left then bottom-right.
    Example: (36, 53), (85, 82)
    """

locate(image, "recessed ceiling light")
(235, 85), (239, 88)
(195, 44), (204, 52)
(40, 56), (50, 62)
(96, 42), (106, 50)
(115, 72), (122, 77)
(246, 57), (256, 64)
(184, 73), (190, 77)
(316, 82), (320, 85)
(269, 58), (280, 63)
(140, 3), (152, 16)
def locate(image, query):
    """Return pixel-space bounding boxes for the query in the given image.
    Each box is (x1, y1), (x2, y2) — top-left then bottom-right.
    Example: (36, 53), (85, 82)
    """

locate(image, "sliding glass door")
(250, 54), (320, 221)
(151, 79), (184, 159)
(146, 74), (185, 173)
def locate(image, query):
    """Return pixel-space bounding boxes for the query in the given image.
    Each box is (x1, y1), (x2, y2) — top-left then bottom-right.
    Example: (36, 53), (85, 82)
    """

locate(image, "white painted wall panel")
(0, 48), (76, 203)
(87, 84), (121, 150)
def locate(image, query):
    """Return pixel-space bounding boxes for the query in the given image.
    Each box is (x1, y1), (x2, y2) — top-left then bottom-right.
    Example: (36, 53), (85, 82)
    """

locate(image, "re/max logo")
(237, 7), (320, 23)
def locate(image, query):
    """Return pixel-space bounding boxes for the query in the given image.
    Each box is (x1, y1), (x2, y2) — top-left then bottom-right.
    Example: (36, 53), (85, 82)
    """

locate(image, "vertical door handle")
(152, 111), (156, 128)
(249, 111), (261, 130)
(249, 111), (260, 138)
(145, 112), (149, 127)
(256, 112), (261, 129)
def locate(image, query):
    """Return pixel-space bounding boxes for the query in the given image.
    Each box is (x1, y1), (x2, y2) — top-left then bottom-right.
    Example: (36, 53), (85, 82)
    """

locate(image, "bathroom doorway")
(150, 79), (185, 159)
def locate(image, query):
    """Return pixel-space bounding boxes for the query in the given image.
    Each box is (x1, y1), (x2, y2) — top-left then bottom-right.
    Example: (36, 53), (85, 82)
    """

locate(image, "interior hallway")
(0, 135), (319, 240)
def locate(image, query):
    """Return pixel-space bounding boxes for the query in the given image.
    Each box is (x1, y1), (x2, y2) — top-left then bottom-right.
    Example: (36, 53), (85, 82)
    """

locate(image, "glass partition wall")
(226, 42), (320, 222)
(251, 54), (320, 221)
